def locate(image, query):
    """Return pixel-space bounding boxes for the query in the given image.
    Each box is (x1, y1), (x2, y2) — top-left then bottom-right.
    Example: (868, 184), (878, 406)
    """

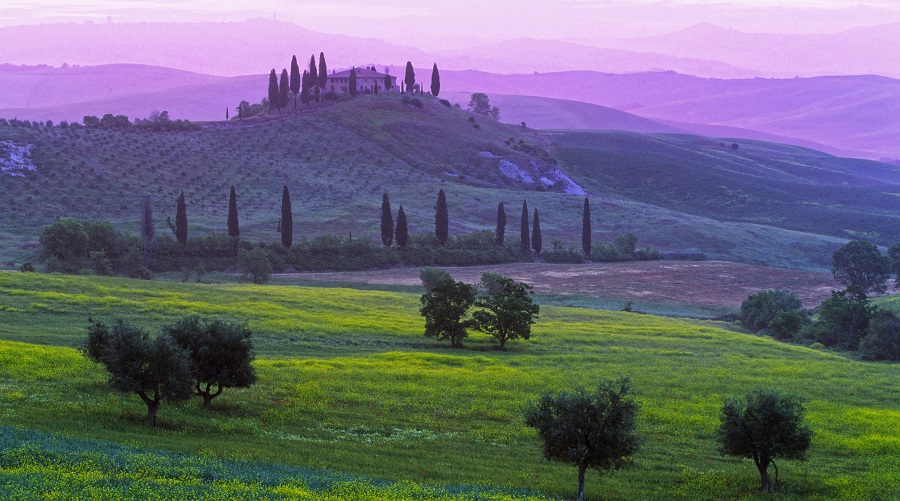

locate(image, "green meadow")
(0, 271), (897, 499)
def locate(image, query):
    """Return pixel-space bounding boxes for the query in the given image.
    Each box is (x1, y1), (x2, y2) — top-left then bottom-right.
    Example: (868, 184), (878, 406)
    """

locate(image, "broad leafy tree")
(435, 189), (449, 246)
(281, 185), (293, 248)
(404, 61), (415, 93)
(430, 63), (440, 96)
(472, 275), (539, 350)
(582, 197), (591, 257)
(496, 202), (506, 245)
(739, 289), (802, 332)
(239, 248), (272, 284)
(859, 309), (900, 361)
(524, 377), (641, 501)
(227, 185), (239, 238)
(164, 316), (257, 408)
(86, 320), (193, 427)
(520, 200), (529, 252)
(831, 240), (891, 296)
(395, 205), (409, 249)
(380, 192), (394, 247)
(420, 278), (475, 348)
(468, 92), (500, 119)
(717, 389), (813, 493)
(532, 208), (542, 254)
(290, 55), (301, 107)
(815, 288), (876, 349)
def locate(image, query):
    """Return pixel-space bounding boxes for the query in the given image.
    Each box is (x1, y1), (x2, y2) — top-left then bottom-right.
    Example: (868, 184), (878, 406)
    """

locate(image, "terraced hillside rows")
(1, 93), (896, 270)
(0, 272), (898, 500)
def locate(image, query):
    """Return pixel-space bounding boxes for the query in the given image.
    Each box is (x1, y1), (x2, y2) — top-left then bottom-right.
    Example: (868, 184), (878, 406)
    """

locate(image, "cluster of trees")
(82, 111), (199, 131)
(740, 240), (900, 360)
(419, 271), (539, 350)
(525, 379), (812, 499)
(468, 93), (499, 120)
(85, 316), (256, 426)
(266, 52), (329, 113)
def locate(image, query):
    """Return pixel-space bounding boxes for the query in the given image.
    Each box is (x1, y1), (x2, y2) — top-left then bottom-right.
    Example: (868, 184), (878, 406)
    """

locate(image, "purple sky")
(3, 0), (900, 46)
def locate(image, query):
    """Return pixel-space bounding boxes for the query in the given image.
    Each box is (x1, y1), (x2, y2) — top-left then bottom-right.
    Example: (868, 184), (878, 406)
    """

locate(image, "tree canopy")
(420, 278), (475, 348)
(471, 275), (539, 350)
(831, 240), (891, 296)
(717, 389), (812, 493)
(524, 377), (641, 501)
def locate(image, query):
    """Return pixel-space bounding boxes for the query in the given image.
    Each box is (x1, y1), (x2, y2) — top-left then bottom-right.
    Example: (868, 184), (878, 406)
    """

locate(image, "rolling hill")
(1, 93), (897, 271)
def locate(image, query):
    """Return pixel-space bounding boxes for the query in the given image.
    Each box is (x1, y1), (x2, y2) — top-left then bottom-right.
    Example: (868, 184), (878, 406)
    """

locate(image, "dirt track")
(281, 261), (842, 309)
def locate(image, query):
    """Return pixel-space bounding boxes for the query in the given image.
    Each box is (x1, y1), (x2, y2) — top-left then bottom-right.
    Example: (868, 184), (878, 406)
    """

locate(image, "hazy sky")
(3, 0), (900, 43)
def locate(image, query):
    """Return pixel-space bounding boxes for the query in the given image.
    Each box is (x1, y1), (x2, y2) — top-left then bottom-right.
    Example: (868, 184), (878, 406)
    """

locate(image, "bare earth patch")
(281, 261), (840, 309)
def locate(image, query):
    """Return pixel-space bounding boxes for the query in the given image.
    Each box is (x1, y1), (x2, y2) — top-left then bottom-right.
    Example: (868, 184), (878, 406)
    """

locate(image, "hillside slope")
(1, 93), (894, 270)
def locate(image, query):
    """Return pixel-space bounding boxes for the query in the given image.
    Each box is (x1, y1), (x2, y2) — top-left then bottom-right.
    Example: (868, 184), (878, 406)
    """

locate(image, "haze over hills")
(607, 22), (900, 79)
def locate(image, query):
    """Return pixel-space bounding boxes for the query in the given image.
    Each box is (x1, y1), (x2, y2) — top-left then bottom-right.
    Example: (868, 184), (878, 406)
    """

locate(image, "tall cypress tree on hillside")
(395, 205), (408, 250)
(520, 199), (530, 252)
(349, 67), (358, 97)
(380, 193), (394, 247)
(532, 208), (542, 255)
(435, 189), (449, 246)
(228, 186), (240, 238)
(290, 56), (301, 108)
(300, 71), (311, 106)
(318, 52), (328, 92)
(278, 69), (290, 110)
(267, 69), (278, 113)
(582, 197), (591, 257)
(141, 195), (155, 267)
(175, 191), (187, 245)
(496, 202), (506, 245)
(280, 186), (293, 248)
(309, 55), (319, 102)
(431, 63), (440, 97)
(384, 73), (392, 91)
(404, 61), (415, 94)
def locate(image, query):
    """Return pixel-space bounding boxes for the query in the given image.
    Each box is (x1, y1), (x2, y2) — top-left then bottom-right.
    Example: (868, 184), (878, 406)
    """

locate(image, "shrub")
(739, 290), (802, 332)
(768, 309), (806, 340)
(859, 310), (900, 361)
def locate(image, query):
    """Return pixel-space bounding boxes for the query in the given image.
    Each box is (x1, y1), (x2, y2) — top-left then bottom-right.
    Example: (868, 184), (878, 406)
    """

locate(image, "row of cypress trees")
(380, 190), (595, 256)
(268, 52), (329, 112)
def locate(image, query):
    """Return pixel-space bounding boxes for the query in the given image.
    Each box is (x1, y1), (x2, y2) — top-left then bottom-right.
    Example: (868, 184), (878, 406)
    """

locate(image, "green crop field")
(1, 92), (892, 271)
(1, 271), (897, 500)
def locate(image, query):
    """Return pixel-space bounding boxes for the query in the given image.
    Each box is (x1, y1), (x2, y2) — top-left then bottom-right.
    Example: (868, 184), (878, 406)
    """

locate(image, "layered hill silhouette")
(1, 93), (896, 271)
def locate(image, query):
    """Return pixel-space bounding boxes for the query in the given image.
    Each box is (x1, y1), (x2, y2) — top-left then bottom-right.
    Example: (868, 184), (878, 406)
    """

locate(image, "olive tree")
(471, 274), (539, 350)
(524, 377), (641, 501)
(164, 316), (257, 408)
(420, 278), (475, 348)
(85, 320), (193, 427)
(717, 389), (813, 493)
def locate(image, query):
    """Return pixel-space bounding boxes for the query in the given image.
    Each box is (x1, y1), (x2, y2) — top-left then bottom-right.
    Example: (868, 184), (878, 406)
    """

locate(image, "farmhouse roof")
(329, 67), (393, 79)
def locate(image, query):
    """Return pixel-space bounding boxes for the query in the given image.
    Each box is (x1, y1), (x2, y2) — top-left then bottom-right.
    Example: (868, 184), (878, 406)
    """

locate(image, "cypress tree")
(496, 202), (506, 245)
(349, 67), (358, 97)
(395, 205), (408, 249)
(318, 52), (328, 92)
(281, 185), (293, 248)
(227, 185), (239, 238)
(582, 197), (591, 257)
(404, 61), (415, 94)
(384, 73), (392, 91)
(431, 63), (440, 97)
(532, 208), (542, 254)
(278, 69), (290, 110)
(175, 191), (187, 245)
(267, 69), (278, 113)
(520, 199), (529, 252)
(300, 71), (311, 105)
(380, 193), (394, 247)
(141, 195), (154, 267)
(309, 55), (319, 102)
(290, 56), (300, 107)
(435, 189), (449, 246)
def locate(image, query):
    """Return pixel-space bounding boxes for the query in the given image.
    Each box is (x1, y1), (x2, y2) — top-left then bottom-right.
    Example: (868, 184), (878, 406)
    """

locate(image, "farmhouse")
(327, 67), (397, 94)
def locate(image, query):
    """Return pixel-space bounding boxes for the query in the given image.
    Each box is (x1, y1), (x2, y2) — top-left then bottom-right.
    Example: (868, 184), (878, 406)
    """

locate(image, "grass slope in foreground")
(0, 272), (898, 500)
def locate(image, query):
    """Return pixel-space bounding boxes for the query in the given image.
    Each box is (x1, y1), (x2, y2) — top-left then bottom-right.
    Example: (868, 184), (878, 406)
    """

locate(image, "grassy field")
(0, 92), (886, 270)
(1, 271), (898, 500)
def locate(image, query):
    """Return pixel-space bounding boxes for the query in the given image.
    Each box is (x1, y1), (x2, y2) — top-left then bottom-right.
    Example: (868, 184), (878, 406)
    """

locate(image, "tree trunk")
(577, 465), (586, 501)
(757, 460), (771, 493)
(138, 391), (160, 427)
(499, 337), (507, 351)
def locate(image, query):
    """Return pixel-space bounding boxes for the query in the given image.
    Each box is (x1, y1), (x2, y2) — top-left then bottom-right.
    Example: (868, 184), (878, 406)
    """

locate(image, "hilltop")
(1, 92), (897, 270)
